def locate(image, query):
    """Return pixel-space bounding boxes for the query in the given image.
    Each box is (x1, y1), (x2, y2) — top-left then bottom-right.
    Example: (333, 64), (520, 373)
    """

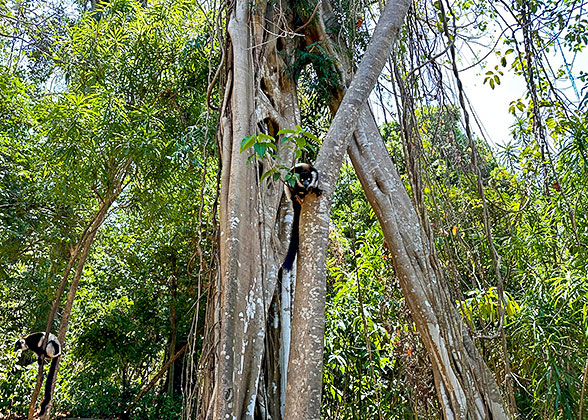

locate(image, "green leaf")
(257, 133), (274, 141)
(253, 142), (267, 158)
(260, 168), (275, 183)
(295, 137), (307, 148)
(284, 172), (297, 186)
(302, 131), (319, 143)
(240, 135), (256, 152)
(277, 128), (296, 135)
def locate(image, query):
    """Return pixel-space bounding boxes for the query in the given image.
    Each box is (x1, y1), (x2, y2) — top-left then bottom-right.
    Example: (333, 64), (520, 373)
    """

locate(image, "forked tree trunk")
(202, 0), (508, 418)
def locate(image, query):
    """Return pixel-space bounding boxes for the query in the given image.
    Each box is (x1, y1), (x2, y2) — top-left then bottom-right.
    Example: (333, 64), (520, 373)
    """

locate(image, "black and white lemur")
(282, 163), (322, 271)
(14, 332), (61, 416)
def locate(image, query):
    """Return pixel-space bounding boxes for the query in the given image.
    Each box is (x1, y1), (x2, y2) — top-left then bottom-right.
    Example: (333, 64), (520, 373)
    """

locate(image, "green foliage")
(459, 287), (520, 327)
(408, 99), (588, 419)
(323, 164), (440, 419)
(0, 0), (214, 418)
(240, 125), (320, 183)
(3, 0), (588, 418)
(505, 269), (588, 418)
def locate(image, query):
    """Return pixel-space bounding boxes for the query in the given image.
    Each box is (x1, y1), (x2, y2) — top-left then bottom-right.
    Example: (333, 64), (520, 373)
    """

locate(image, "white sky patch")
(458, 30), (587, 147)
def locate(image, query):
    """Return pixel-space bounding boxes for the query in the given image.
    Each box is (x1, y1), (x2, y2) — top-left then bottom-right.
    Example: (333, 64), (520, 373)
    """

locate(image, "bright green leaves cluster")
(240, 125), (319, 183)
(276, 126), (320, 158)
(22, 0), (214, 213)
(483, 49), (512, 89)
(240, 133), (278, 160)
(459, 287), (520, 325)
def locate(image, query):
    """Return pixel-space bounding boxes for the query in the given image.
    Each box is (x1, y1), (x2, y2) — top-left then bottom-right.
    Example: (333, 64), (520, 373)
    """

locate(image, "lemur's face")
(14, 339), (27, 351)
(299, 170), (313, 188)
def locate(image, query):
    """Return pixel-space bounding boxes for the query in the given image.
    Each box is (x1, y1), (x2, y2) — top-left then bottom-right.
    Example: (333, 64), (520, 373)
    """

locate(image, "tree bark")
(167, 272), (178, 396)
(214, 1), (268, 414)
(40, 174), (126, 419)
(284, 1), (411, 419)
(299, 2), (510, 416)
(27, 241), (82, 420)
(201, 0), (303, 418)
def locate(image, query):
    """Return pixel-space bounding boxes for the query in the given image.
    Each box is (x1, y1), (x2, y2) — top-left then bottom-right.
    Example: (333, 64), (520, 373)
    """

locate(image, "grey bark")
(215, 2), (264, 416)
(40, 187), (122, 419)
(205, 0), (303, 418)
(283, 1), (411, 419)
(301, 2), (511, 416)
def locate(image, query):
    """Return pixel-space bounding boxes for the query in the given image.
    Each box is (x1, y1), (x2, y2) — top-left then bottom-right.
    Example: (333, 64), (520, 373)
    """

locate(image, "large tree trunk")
(199, 0), (303, 418)
(348, 107), (509, 420)
(200, 0), (507, 418)
(199, 0), (412, 418)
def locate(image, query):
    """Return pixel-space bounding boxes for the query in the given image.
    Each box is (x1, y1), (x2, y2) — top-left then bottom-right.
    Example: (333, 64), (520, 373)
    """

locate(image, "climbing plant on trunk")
(195, 0), (412, 418)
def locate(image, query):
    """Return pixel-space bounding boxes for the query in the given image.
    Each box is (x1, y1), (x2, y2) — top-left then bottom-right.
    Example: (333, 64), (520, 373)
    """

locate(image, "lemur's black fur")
(282, 163), (322, 271)
(15, 332), (61, 416)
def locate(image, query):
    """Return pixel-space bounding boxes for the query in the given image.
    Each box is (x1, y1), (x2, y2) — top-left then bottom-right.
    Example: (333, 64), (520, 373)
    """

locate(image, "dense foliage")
(1, 0), (217, 417)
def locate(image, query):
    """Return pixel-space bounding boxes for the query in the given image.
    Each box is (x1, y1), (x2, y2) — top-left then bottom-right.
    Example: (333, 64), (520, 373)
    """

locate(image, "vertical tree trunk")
(199, 0), (304, 417)
(168, 273), (178, 396)
(214, 0), (267, 414)
(39, 174), (126, 419)
(284, 1), (411, 419)
(27, 244), (80, 420)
